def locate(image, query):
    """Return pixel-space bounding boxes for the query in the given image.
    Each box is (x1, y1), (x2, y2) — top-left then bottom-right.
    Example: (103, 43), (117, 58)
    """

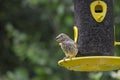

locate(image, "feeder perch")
(114, 26), (120, 46)
(90, 0), (107, 22)
(115, 42), (120, 46)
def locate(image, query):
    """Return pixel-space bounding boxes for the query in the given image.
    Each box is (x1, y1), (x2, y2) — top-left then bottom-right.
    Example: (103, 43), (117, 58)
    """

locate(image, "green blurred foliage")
(0, 0), (120, 80)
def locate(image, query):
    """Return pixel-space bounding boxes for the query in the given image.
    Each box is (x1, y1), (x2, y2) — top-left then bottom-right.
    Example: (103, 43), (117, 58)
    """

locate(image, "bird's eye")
(56, 35), (61, 39)
(60, 35), (63, 37)
(56, 37), (59, 39)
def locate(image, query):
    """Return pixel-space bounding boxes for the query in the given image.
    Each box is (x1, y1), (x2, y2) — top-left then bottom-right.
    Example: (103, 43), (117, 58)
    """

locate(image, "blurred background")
(0, 0), (120, 80)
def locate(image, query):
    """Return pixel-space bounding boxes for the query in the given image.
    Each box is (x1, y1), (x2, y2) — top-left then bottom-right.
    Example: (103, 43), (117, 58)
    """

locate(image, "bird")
(56, 33), (78, 61)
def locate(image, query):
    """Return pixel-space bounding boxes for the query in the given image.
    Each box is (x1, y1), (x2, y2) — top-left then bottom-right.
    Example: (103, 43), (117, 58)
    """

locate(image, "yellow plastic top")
(90, 1), (107, 22)
(58, 56), (120, 72)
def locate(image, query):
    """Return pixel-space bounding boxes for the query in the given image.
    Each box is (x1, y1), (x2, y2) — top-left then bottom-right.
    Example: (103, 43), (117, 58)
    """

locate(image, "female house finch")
(56, 33), (78, 60)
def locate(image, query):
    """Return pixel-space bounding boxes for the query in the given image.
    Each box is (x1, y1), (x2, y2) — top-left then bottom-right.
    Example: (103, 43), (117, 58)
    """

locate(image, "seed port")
(95, 5), (103, 13)
(90, 1), (107, 22)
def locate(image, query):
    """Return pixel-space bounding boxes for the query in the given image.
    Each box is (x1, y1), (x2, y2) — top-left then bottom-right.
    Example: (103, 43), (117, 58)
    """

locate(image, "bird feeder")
(58, 0), (120, 71)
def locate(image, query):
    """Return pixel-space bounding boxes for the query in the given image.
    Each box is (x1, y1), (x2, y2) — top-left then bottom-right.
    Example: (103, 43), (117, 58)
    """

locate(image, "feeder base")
(58, 56), (120, 72)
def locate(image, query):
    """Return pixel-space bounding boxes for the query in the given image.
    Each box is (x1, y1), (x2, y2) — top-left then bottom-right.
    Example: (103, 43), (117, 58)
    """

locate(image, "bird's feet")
(69, 57), (73, 60)
(63, 57), (67, 62)
(63, 56), (74, 62)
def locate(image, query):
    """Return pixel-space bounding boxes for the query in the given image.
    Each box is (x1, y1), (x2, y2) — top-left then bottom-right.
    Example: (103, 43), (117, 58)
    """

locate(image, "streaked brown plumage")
(56, 33), (78, 59)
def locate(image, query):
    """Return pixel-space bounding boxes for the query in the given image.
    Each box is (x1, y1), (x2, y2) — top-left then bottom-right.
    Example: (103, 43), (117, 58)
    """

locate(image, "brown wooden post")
(74, 0), (114, 56)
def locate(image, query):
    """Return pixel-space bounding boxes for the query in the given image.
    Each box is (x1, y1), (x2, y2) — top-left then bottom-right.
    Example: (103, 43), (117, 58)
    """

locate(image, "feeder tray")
(58, 56), (120, 72)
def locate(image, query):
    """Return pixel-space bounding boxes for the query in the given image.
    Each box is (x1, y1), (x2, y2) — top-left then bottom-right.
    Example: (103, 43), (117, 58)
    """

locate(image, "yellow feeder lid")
(58, 56), (120, 72)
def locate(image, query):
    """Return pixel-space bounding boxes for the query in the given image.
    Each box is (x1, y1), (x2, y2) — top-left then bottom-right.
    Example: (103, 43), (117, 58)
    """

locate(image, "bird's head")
(56, 33), (70, 43)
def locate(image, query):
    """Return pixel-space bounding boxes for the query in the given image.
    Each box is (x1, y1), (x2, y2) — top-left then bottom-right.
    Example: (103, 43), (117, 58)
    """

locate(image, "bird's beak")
(59, 43), (62, 46)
